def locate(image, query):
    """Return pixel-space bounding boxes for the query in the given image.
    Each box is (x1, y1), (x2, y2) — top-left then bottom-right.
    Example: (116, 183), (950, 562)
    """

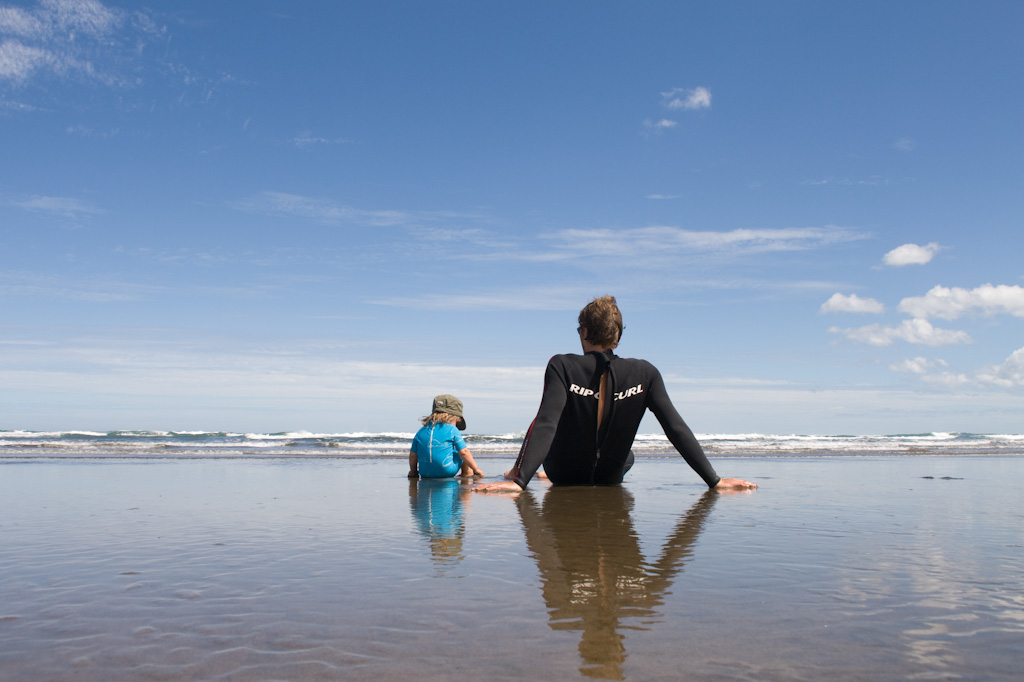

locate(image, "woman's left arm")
(646, 364), (756, 489)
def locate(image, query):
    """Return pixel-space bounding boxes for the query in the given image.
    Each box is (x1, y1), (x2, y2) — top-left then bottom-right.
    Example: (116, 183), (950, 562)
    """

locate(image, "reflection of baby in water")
(515, 487), (718, 680)
(408, 479), (474, 566)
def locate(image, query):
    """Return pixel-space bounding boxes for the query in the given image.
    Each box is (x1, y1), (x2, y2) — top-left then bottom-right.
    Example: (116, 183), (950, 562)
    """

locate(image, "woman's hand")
(473, 480), (524, 494)
(714, 477), (758, 490)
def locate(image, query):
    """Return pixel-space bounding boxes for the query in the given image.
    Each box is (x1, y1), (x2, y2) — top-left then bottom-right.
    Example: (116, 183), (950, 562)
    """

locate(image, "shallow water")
(1, 456), (1022, 681)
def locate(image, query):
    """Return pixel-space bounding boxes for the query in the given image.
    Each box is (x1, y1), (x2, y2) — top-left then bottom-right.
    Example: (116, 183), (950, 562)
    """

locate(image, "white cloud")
(820, 293), (885, 314)
(976, 347), (1024, 388)
(883, 242), (940, 266)
(662, 86), (711, 110)
(643, 86), (711, 133)
(829, 319), (972, 347)
(643, 118), (677, 131)
(890, 357), (947, 375)
(898, 284), (1024, 320)
(646, 194), (679, 200)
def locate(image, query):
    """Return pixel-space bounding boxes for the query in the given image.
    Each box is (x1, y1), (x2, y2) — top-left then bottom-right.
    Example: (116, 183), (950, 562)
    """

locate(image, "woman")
(475, 296), (756, 492)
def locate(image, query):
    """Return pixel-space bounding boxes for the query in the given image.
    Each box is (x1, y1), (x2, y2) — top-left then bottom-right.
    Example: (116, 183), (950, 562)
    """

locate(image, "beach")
(2, 453), (1022, 681)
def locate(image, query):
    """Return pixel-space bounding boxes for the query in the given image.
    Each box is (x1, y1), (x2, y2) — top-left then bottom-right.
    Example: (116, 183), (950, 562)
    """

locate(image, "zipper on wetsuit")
(591, 359), (610, 484)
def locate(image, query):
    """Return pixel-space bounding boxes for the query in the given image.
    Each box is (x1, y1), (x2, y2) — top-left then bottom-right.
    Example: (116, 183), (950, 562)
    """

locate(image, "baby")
(408, 394), (484, 479)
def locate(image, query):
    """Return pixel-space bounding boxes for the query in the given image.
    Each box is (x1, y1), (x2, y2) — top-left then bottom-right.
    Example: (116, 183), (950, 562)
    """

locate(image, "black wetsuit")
(511, 350), (721, 488)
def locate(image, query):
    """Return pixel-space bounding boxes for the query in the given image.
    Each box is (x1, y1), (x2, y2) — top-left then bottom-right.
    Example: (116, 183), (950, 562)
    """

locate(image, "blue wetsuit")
(411, 422), (468, 478)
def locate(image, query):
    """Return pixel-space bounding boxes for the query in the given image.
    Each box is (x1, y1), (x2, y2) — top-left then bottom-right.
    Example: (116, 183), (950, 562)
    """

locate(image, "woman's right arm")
(510, 360), (567, 488)
(475, 358), (566, 493)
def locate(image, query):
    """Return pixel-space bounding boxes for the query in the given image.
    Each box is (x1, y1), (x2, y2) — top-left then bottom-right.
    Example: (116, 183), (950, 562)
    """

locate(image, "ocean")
(2, 431), (1022, 680)
(3, 429), (1023, 459)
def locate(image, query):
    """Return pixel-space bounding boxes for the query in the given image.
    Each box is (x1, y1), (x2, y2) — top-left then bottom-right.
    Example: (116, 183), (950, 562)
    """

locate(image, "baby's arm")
(458, 448), (484, 477)
(408, 451), (419, 478)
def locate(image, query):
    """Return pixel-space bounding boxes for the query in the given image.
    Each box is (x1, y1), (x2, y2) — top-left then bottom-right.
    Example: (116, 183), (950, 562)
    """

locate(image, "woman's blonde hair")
(420, 411), (460, 427)
(578, 295), (624, 349)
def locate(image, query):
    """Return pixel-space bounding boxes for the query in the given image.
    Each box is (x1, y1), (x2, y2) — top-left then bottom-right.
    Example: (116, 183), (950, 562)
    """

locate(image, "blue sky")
(2, 0), (1022, 435)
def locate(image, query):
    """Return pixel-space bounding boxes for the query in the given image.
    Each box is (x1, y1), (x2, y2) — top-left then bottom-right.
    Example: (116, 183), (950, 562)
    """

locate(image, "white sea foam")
(1, 430), (1021, 459)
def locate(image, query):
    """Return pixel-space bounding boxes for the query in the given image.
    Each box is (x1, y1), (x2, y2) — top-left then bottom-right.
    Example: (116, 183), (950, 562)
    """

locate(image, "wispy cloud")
(540, 225), (868, 260)
(893, 137), (916, 151)
(0, 270), (285, 302)
(829, 319), (972, 347)
(292, 131), (352, 148)
(0, 1), (232, 113)
(66, 123), (120, 137)
(646, 194), (679, 200)
(0, 0), (142, 85)
(368, 286), (588, 311)
(803, 176), (908, 187)
(0, 271), (150, 301)
(228, 191), (489, 230)
(820, 293), (885, 314)
(898, 284), (1024, 320)
(883, 242), (940, 266)
(0, 336), (546, 409)
(0, 96), (39, 111)
(8, 193), (104, 219)
(229, 191), (412, 227)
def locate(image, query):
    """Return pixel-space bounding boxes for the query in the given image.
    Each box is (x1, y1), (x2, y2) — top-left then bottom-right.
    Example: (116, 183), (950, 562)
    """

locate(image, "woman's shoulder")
(547, 352), (596, 371)
(610, 355), (660, 373)
(549, 352), (583, 363)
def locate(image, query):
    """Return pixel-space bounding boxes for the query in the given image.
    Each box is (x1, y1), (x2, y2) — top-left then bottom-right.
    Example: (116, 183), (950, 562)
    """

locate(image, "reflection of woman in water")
(408, 478), (473, 567)
(475, 296), (756, 493)
(516, 487), (719, 680)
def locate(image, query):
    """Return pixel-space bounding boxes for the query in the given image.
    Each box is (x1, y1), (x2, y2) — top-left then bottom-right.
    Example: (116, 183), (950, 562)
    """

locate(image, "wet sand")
(2, 455), (1022, 681)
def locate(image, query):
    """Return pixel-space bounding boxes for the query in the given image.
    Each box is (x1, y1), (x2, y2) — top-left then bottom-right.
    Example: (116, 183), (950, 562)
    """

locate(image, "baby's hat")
(432, 394), (466, 430)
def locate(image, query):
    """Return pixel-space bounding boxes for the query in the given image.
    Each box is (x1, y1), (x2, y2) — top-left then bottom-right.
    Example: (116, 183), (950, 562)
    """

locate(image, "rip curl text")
(569, 383), (644, 401)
